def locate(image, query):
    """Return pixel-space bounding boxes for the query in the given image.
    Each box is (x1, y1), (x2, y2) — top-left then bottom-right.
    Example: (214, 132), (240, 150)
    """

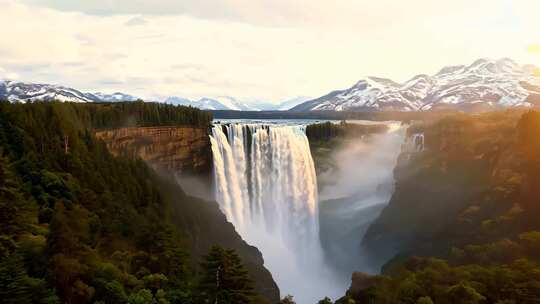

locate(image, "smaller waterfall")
(403, 133), (425, 153)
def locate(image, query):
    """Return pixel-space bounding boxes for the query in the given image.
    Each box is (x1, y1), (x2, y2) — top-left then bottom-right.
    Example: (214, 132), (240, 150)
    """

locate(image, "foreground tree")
(199, 246), (256, 304)
(318, 296), (333, 304)
(279, 295), (296, 304)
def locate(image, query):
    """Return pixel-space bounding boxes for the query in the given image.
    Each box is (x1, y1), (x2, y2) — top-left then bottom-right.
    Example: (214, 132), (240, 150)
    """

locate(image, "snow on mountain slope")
(164, 96), (259, 111)
(88, 92), (139, 102)
(0, 80), (139, 103)
(291, 58), (540, 112)
(276, 96), (312, 110)
(212, 96), (259, 111)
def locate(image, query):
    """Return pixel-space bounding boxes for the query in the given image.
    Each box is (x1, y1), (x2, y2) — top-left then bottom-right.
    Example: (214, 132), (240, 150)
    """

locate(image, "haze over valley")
(2, 1), (540, 304)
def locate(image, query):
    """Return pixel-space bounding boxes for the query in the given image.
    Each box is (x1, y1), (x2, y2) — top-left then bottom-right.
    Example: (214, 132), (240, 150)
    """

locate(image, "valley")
(3, 0), (540, 302)
(1, 100), (540, 304)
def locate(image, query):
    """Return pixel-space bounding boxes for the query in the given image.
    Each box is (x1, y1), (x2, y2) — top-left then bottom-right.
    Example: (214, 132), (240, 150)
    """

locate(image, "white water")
(210, 123), (342, 303)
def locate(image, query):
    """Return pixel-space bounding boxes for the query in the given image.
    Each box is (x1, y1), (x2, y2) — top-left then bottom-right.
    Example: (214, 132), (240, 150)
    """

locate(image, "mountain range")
(292, 58), (540, 112)
(0, 80), (139, 103)
(164, 96), (258, 111)
(3, 58), (539, 112)
(0, 80), (309, 111)
(164, 95), (311, 111)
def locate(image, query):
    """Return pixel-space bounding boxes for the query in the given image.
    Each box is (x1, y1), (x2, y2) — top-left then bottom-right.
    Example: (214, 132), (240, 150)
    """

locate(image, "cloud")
(2, 0), (540, 102)
(0, 66), (20, 80)
(125, 17), (147, 26)
(21, 0), (502, 29)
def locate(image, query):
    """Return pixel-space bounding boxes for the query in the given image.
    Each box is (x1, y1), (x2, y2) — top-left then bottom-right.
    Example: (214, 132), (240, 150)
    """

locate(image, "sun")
(529, 44), (540, 54)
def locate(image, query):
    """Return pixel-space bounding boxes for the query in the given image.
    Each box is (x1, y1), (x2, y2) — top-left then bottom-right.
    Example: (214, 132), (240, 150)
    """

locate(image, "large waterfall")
(210, 123), (341, 303)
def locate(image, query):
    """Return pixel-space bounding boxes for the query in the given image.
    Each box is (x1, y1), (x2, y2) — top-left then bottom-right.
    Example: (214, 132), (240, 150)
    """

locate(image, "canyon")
(89, 110), (540, 303)
(92, 120), (405, 303)
(95, 125), (280, 303)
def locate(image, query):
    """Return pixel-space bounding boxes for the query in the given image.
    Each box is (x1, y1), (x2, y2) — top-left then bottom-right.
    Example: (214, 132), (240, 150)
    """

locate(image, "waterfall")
(210, 123), (339, 303)
(210, 124), (319, 247)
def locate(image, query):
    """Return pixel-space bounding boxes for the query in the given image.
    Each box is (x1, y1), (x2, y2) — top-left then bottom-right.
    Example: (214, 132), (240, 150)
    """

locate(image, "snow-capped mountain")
(165, 96), (259, 111)
(88, 92), (139, 102)
(0, 79), (306, 111)
(275, 96), (313, 110)
(0, 80), (139, 103)
(242, 96), (313, 111)
(291, 58), (540, 112)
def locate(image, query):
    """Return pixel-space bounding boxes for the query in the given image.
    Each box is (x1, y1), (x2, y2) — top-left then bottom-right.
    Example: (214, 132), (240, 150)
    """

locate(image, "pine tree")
(279, 295), (296, 304)
(318, 297), (333, 304)
(0, 253), (32, 304)
(0, 153), (23, 235)
(199, 246), (256, 304)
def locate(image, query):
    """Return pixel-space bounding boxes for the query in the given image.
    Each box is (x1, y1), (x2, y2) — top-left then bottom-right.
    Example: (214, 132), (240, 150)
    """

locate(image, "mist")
(206, 122), (407, 303)
(319, 123), (406, 276)
(210, 123), (351, 303)
(175, 173), (214, 201)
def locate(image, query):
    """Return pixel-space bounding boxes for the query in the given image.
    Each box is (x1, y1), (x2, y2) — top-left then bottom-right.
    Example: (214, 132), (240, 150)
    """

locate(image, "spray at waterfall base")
(209, 122), (406, 303)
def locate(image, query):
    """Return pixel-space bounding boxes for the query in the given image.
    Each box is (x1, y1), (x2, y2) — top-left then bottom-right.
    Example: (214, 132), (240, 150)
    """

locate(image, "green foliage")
(416, 296), (434, 304)
(345, 111), (540, 304)
(199, 246), (256, 304)
(318, 296), (333, 304)
(0, 252), (32, 304)
(0, 102), (266, 303)
(445, 283), (485, 304)
(128, 289), (154, 304)
(279, 295), (296, 304)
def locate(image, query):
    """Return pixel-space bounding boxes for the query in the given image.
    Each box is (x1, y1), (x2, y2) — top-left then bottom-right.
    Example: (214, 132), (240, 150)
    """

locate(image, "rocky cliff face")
(95, 126), (211, 174)
(361, 111), (527, 268)
(95, 126), (280, 302)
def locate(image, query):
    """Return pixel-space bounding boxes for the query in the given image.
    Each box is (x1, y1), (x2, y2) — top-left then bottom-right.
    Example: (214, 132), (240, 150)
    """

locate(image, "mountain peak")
(1, 80), (139, 103)
(436, 65), (466, 76)
(292, 58), (540, 112)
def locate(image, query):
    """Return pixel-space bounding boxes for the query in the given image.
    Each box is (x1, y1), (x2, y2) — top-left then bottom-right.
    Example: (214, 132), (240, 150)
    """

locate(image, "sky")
(1, 0), (539, 103)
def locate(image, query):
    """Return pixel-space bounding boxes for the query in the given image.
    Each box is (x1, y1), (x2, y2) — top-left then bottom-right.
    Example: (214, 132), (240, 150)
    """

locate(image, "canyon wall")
(361, 111), (527, 267)
(95, 126), (280, 303)
(95, 126), (211, 174)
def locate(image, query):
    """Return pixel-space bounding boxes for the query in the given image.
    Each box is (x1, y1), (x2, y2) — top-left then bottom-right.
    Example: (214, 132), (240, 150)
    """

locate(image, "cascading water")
(210, 123), (342, 303)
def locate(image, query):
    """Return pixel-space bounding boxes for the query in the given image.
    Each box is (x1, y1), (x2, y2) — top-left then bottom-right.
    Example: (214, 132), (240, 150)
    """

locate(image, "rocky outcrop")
(95, 126), (211, 174)
(95, 126), (280, 302)
(361, 111), (526, 268)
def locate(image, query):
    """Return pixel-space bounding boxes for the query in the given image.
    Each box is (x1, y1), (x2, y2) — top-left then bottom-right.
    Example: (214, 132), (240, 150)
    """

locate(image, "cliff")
(155, 174), (280, 303)
(95, 126), (280, 302)
(337, 110), (540, 304)
(95, 126), (211, 174)
(361, 110), (529, 267)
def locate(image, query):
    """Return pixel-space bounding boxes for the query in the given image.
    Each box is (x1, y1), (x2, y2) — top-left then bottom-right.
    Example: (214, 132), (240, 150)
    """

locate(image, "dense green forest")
(5, 101), (540, 304)
(332, 110), (540, 304)
(72, 101), (212, 129)
(0, 101), (269, 304)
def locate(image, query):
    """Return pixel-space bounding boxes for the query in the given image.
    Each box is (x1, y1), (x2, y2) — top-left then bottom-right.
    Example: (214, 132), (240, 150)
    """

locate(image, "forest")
(332, 110), (540, 304)
(0, 101), (266, 304)
(3, 101), (540, 304)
